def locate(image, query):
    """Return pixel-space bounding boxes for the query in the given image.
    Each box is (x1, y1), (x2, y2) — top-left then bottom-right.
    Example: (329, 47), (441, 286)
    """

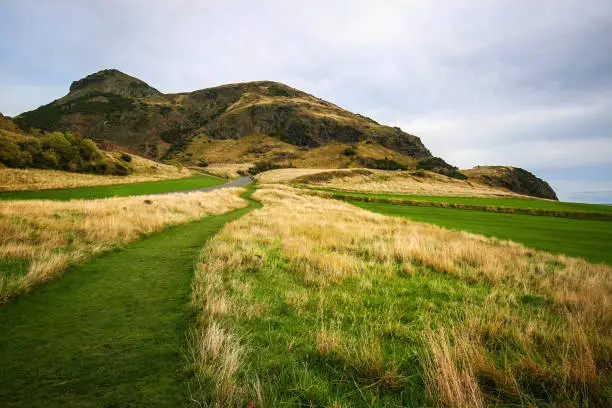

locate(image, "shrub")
(342, 147), (357, 156)
(248, 161), (295, 175)
(198, 161), (209, 167)
(357, 156), (407, 170)
(120, 153), (132, 162)
(0, 127), (131, 176)
(417, 157), (467, 180)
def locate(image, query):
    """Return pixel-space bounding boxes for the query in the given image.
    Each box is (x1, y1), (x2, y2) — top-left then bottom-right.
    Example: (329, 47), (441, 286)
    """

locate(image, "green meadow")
(0, 174), (225, 201)
(352, 200), (612, 264)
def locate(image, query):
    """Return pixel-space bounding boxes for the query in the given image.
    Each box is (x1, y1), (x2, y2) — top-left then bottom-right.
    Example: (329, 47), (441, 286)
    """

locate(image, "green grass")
(314, 188), (612, 215)
(352, 201), (612, 265)
(0, 174), (225, 201)
(195, 241), (494, 407)
(190, 188), (607, 406)
(0, 188), (259, 408)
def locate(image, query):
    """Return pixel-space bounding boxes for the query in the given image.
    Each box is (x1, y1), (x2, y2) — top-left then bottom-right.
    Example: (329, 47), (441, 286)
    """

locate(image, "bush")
(417, 157), (467, 180)
(198, 161), (209, 167)
(357, 156), (407, 171)
(120, 153), (132, 162)
(0, 129), (131, 176)
(248, 161), (295, 175)
(342, 147), (357, 156)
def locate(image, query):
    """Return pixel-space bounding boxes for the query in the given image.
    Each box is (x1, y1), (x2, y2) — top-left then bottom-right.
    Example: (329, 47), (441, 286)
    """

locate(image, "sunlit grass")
(189, 185), (612, 406)
(0, 188), (247, 301)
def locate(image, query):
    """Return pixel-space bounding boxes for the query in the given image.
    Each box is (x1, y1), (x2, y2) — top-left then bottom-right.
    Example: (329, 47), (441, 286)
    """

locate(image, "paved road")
(153, 176), (252, 196)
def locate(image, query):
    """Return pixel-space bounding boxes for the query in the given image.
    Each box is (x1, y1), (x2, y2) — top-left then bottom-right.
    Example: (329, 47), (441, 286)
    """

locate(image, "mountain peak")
(68, 69), (161, 98)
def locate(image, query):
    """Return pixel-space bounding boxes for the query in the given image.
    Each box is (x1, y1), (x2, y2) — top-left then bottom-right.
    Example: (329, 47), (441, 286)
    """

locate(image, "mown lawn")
(352, 201), (612, 265)
(0, 174), (225, 200)
(315, 188), (612, 215)
(0, 188), (259, 408)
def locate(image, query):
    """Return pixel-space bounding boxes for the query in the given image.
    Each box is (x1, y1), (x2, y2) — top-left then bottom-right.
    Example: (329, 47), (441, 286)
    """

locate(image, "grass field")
(0, 174), (225, 200)
(187, 186), (612, 407)
(318, 188), (612, 215)
(0, 188), (260, 407)
(0, 187), (246, 302)
(352, 201), (612, 265)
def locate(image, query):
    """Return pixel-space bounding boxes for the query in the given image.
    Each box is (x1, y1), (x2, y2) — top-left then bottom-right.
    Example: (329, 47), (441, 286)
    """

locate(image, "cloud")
(1, 0), (611, 202)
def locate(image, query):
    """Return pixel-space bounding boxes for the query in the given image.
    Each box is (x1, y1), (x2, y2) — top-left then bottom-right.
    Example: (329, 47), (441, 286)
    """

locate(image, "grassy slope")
(317, 188), (612, 215)
(0, 189), (259, 407)
(352, 201), (612, 264)
(0, 174), (224, 200)
(189, 187), (611, 407)
(216, 252), (489, 406)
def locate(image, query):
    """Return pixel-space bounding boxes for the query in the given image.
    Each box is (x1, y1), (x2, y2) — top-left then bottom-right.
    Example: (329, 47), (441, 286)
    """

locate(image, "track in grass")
(353, 201), (612, 265)
(0, 188), (260, 407)
(0, 174), (225, 201)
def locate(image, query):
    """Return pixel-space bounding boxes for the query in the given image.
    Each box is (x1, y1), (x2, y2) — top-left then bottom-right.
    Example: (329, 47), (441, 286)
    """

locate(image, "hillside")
(14, 69), (432, 169)
(462, 166), (558, 200)
(0, 113), (132, 175)
(13, 69), (558, 199)
(257, 168), (523, 197)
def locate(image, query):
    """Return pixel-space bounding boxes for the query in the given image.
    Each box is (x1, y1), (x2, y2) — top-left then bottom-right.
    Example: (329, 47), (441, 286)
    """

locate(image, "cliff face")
(14, 70), (431, 165)
(463, 166), (559, 200)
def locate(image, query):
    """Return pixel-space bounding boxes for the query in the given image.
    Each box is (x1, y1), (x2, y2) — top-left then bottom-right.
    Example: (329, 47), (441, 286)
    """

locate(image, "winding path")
(0, 188), (260, 407)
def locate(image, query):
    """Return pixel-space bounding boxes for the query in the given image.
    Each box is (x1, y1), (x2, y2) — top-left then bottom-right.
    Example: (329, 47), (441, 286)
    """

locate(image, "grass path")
(0, 188), (259, 407)
(0, 174), (225, 201)
(353, 201), (612, 265)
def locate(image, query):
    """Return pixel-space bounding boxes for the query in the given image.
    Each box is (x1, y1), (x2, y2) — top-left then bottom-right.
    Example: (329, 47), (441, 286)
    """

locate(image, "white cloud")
(1, 0), (610, 193)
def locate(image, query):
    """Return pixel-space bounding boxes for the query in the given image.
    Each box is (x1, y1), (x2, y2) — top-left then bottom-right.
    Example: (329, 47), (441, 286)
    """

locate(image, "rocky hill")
(12, 69), (559, 199)
(15, 69), (432, 169)
(462, 166), (558, 200)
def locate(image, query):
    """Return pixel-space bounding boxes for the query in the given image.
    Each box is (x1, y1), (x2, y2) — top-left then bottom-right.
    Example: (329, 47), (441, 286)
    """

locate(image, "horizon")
(1, 1), (611, 203)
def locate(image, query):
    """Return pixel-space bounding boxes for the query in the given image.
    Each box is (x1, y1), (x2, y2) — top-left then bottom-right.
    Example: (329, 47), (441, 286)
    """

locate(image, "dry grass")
(0, 188), (247, 301)
(202, 163), (253, 179)
(257, 168), (522, 197)
(0, 153), (190, 192)
(191, 185), (611, 405)
(422, 327), (485, 408)
(187, 322), (244, 405)
(174, 133), (417, 170)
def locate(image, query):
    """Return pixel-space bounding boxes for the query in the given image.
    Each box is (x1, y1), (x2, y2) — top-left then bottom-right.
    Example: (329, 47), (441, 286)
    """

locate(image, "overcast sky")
(1, 0), (611, 202)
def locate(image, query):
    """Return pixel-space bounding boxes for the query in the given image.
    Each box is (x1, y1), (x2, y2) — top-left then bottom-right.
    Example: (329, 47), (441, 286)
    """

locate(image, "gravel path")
(153, 176), (252, 196)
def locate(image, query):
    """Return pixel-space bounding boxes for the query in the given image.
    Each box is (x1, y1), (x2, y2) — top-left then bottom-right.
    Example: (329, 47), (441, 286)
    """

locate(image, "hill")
(462, 166), (558, 200)
(13, 69), (558, 199)
(14, 69), (432, 169)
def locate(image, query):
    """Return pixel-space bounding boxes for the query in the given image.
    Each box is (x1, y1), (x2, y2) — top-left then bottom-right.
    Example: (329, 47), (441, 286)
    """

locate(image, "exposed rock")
(463, 166), (558, 200)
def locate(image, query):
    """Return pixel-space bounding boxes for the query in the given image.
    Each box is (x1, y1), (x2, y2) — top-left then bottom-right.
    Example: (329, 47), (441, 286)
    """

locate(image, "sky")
(1, 0), (611, 203)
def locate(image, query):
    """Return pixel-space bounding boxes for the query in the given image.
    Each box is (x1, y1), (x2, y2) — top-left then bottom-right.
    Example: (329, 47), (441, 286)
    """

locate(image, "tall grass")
(257, 168), (520, 197)
(190, 185), (611, 406)
(0, 188), (247, 302)
(0, 153), (190, 192)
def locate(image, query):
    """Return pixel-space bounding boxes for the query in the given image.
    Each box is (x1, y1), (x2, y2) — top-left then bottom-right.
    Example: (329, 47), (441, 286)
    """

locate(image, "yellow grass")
(202, 163), (253, 179)
(0, 153), (190, 192)
(191, 185), (612, 405)
(257, 168), (521, 197)
(0, 188), (247, 301)
(174, 133), (417, 169)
